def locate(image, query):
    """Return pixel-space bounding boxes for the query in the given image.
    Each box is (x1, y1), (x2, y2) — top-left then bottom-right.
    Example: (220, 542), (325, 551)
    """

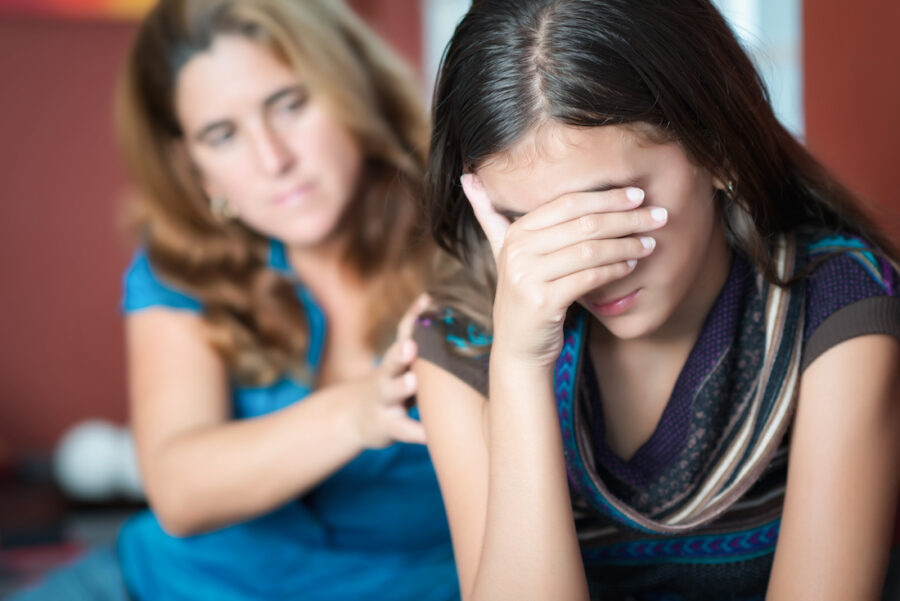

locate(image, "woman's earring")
(210, 195), (237, 220)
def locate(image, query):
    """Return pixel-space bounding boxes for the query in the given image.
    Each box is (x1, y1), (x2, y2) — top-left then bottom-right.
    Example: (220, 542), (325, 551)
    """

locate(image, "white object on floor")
(54, 420), (144, 502)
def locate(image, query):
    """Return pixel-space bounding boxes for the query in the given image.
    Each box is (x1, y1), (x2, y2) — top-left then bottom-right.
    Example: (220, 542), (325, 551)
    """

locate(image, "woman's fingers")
(396, 293), (431, 341)
(389, 416), (427, 445)
(381, 370), (417, 401)
(381, 338), (417, 378)
(461, 173), (510, 260)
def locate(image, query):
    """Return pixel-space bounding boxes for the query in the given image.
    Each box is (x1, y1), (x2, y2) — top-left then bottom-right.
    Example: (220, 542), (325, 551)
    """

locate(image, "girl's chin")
(584, 305), (668, 342)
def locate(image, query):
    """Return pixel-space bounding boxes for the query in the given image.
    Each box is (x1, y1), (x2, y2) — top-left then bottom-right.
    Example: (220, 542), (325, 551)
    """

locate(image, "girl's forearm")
(471, 354), (589, 601)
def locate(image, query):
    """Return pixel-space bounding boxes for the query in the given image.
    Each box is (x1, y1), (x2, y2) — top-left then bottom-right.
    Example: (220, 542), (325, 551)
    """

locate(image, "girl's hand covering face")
(461, 173), (667, 368)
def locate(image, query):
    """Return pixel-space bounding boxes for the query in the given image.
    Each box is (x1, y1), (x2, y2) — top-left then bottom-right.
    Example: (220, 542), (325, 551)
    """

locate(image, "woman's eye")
(203, 126), (235, 148)
(211, 132), (234, 147)
(281, 94), (307, 113)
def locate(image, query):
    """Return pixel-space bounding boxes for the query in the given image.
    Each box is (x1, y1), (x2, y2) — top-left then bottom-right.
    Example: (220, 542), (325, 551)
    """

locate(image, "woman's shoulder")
(797, 230), (900, 371)
(121, 247), (203, 314)
(413, 307), (491, 397)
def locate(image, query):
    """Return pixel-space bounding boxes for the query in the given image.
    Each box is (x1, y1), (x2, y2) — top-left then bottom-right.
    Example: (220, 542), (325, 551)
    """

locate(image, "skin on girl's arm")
(420, 175), (658, 600)
(767, 335), (900, 600)
(414, 359), (490, 598)
(415, 357), (589, 601)
(127, 305), (424, 537)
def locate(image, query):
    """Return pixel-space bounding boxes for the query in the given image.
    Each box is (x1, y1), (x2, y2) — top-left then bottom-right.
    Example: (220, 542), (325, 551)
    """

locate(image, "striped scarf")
(555, 236), (803, 535)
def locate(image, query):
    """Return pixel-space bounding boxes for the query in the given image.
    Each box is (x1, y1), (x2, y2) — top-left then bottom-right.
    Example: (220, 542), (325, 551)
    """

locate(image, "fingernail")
(640, 236), (656, 250)
(625, 187), (645, 203)
(627, 259), (638, 269)
(404, 372), (417, 390)
(651, 207), (668, 222)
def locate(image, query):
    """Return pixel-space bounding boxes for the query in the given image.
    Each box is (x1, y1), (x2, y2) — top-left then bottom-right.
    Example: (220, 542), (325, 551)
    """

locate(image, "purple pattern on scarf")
(586, 238), (899, 492)
(586, 256), (752, 489)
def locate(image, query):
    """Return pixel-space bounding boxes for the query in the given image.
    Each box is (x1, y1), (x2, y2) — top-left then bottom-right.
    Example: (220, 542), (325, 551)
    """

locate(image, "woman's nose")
(251, 123), (295, 176)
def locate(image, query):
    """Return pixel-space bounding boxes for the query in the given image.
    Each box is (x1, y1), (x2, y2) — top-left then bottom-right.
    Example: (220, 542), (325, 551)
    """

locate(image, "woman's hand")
(461, 174), (667, 369)
(350, 294), (431, 449)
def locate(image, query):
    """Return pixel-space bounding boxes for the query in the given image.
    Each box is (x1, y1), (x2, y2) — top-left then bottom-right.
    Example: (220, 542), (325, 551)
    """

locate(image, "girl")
(414, 0), (900, 599)
(14, 0), (457, 599)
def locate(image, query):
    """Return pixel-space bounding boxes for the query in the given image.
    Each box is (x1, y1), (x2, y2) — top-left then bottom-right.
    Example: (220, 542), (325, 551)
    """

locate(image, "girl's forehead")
(475, 123), (650, 210)
(481, 122), (646, 171)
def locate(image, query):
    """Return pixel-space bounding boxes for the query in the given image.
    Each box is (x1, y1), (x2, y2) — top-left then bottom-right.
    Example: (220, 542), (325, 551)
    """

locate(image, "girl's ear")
(712, 175), (726, 192)
(712, 168), (737, 200)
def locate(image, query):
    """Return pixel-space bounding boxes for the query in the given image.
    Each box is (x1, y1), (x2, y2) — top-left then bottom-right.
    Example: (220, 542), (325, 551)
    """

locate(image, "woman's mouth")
(274, 183), (315, 207)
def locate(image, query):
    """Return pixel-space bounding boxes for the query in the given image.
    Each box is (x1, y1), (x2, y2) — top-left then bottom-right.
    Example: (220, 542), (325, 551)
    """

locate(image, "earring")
(210, 195), (237, 220)
(724, 179), (737, 201)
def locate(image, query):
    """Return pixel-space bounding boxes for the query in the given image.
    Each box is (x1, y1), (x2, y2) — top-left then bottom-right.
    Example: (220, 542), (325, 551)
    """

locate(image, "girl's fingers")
(461, 173), (510, 260)
(514, 206), (667, 256)
(532, 236), (655, 282)
(516, 186), (647, 231)
(548, 260), (639, 306)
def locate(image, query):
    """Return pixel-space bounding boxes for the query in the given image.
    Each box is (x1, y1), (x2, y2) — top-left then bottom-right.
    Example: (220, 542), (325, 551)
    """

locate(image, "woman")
(414, 0), (900, 599)
(14, 0), (457, 600)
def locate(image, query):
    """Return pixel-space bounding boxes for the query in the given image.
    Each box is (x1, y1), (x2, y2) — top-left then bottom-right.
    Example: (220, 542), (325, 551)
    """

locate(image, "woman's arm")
(127, 305), (424, 537)
(767, 334), (900, 600)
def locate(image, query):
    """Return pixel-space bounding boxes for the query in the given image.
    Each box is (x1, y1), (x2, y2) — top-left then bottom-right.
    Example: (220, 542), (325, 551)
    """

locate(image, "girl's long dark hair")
(426, 0), (894, 323)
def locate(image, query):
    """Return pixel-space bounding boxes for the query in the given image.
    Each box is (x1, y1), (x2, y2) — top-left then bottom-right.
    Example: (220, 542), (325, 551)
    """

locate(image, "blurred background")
(0, 0), (898, 593)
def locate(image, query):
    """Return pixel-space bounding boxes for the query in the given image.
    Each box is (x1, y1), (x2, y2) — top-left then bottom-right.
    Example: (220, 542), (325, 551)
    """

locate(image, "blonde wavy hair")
(116, 0), (432, 385)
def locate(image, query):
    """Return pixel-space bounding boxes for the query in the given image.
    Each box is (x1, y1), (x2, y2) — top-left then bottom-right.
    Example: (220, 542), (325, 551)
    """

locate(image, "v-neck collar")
(581, 254), (753, 489)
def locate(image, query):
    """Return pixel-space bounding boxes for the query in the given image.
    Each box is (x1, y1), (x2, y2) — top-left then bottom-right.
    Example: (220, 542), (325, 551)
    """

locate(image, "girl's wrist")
(489, 344), (557, 377)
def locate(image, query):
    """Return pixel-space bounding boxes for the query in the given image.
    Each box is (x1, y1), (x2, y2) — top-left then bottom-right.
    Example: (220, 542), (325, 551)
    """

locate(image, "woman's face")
(475, 122), (729, 341)
(174, 34), (362, 248)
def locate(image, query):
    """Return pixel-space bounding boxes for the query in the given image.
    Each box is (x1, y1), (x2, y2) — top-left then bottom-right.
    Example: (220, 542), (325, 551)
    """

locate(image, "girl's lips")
(589, 289), (641, 317)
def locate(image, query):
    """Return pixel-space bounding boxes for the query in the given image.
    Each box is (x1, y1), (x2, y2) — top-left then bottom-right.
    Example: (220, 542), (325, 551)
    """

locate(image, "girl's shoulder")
(413, 307), (491, 397)
(797, 230), (900, 371)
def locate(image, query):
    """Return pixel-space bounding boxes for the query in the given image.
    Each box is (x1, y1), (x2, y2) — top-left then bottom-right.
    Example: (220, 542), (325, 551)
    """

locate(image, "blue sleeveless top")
(117, 242), (458, 601)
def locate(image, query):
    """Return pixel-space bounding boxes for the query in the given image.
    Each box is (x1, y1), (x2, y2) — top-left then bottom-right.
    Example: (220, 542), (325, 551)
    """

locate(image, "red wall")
(3, 0), (895, 459)
(348, 0), (422, 73)
(804, 1), (900, 244)
(0, 17), (135, 457)
(804, 0), (900, 545)
(0, 1), (421, 459)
